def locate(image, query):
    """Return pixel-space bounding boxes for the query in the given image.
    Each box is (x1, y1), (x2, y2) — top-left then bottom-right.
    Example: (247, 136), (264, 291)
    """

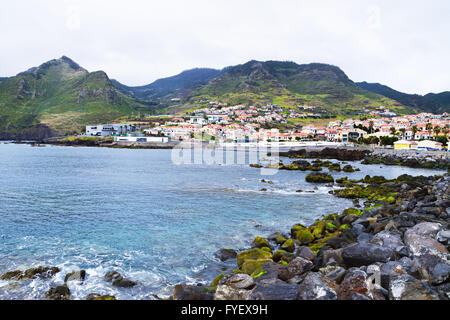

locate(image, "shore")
(172, 169), (450, 300)
(0, 146), (448, 300)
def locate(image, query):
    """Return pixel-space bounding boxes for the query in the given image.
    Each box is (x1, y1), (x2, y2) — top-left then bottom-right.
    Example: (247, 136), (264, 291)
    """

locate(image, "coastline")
(0, 145), (448, 300)
(172, 169), (450, 300)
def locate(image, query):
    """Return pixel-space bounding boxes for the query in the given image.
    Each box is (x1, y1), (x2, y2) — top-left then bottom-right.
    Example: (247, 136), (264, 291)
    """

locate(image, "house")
(417, 140), (443, 150)
(394, 140), (416, 150)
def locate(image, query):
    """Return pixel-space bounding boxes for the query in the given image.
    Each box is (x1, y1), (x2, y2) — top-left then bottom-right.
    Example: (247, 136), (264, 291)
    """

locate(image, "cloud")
(0, 0), (448, 94)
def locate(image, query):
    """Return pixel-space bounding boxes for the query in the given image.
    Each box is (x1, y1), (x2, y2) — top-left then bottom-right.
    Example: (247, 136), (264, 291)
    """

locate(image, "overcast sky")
(0, 0), (449, 94)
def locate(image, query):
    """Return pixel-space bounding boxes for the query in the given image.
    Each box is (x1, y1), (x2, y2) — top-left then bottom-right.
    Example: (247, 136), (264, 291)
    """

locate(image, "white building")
(114, 136), (169, 143)
(86, 123), (139, 137)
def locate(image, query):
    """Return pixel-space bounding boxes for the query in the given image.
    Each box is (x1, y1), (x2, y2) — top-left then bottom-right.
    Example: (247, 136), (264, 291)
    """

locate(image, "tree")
(411, 125), (418, 140)
(433, 126), (441, 140)
(369, 121), (374, 134)
(426, 122), (433, 132)
(399, 128), (406, 139)
(390, 127), (397, 136)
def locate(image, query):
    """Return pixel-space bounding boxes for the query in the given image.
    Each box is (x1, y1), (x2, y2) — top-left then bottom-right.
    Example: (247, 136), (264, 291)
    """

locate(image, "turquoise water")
(0, 143), (444, 299)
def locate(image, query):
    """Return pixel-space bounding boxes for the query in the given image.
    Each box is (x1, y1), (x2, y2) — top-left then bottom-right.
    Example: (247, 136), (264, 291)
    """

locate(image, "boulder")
(86, 293), (116, 300)
(272, 249), (295, 263)
(342, 242), (394, 267)
(214, 285), (252, 300)
(237, 248), (273, 270)
(173, 284), (214, 300)
(370, 231), (404, 252)
(214, 249), (237, 262)
(248, 283), (298, 300)
(279, 257), (313, 281)
(297, 272), (337, 300)
(104, 271), (137, 288)
(305, 173), (334, 183)
(64, 270), (86, 283)
(388, 274), (439, 300)
(337, 269), (384, 300)
(296, 246), (317, 261)
(45, 284), (71, 300)
(252, 236), (273, 250)
(281, 239), (295, 253)
(225, 274), (255, 290)
(1, 266), (60, 281)
(404, 223), (450, 285)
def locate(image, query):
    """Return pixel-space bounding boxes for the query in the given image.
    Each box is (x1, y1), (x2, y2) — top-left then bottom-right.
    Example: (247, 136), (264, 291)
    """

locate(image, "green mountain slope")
(178, 60), (414, 115)
(112, 68), (221, 102)
(357, 81), (450, 114)
(0, 56), (152, 139)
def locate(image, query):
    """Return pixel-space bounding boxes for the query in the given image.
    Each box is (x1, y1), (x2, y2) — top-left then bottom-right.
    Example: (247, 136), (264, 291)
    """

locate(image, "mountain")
(112, 68), (221, 102)
(0, 77), (9, 82)
(152, 60), (414, 115)
(357, 82), (450, 114)
(0, 56), (152, 140)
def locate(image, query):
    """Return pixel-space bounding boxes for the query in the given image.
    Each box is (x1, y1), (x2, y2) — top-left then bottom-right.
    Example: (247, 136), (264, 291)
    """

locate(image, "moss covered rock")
(291, 224), (307, 238)
(273, 249), (295, 263)
(211, 274), (224, 287)
(252, 236), (272, 249)
(296, 229), (315, 245)
(281, 239), (295, 252)
(274, 234), (287, 245)
(305, 173), (334, 183)
(241, 259), (273, 275)
(237, 248), (273, 269)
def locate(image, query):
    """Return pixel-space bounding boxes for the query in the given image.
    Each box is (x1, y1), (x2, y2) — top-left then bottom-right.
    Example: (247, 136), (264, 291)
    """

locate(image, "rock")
(252, 262), (286, 285)
(45, 284), (71, 300)
(64, 270), (86, 283)
(296, 246), (317, 261)
(305, 173), (334, 183)
(248, 283), (298, 300)
(1, 270), (23, 281)
(337, 268), (385, 300)
(389, 274), (439, 300)
(370, 231), (404, 252)
(225, 274), (255, 290)
(281, 239), (295, 253)
(214, 285), (252, 300)
(173, 284), (214, 300)
(435, 283), (450, 300)
(1, 266), (60, 281)
(295, 229), (314, 245)
(237, 248), (273, 274)
(86, 293), (116, 300)
(104, 271), (137, 288)
(113, 278), (137, 288)
(214, 248), (237, 262)
(297, 272), (337, 300)
(379, 261), (407, 290)
(272, 249), (295, 263)
(279, 257), (313, 281)
(404, 223), (450, 285)
(437, 230), (450, 244)
(342, 242), (394, 267)
(320, 266), (347, 284)
(252, 236), (272, 249)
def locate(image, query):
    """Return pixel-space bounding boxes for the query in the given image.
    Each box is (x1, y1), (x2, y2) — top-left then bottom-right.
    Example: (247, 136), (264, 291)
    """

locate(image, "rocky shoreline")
(282, 147), (450, 170)
(172, 172), (449, 300)
(1, 147), (449, 300)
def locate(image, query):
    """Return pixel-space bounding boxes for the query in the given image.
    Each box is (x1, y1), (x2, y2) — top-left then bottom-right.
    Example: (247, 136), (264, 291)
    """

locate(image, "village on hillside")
(83, 102), (450, 150)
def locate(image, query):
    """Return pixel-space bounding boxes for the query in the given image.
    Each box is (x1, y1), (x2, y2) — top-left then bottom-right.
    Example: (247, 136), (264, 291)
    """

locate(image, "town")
(83, 102), (450, 150)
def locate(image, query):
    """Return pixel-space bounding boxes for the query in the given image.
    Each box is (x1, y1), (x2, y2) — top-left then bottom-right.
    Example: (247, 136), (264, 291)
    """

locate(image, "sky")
(0, 0), (449, 95)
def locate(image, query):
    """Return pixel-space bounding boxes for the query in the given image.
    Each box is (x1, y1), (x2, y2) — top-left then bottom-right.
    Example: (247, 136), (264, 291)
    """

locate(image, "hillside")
(112, 68), (221, 102)
(357, 82), (450, 114)
(0, 56), (152, 140)
(162, 60), (414, 115)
